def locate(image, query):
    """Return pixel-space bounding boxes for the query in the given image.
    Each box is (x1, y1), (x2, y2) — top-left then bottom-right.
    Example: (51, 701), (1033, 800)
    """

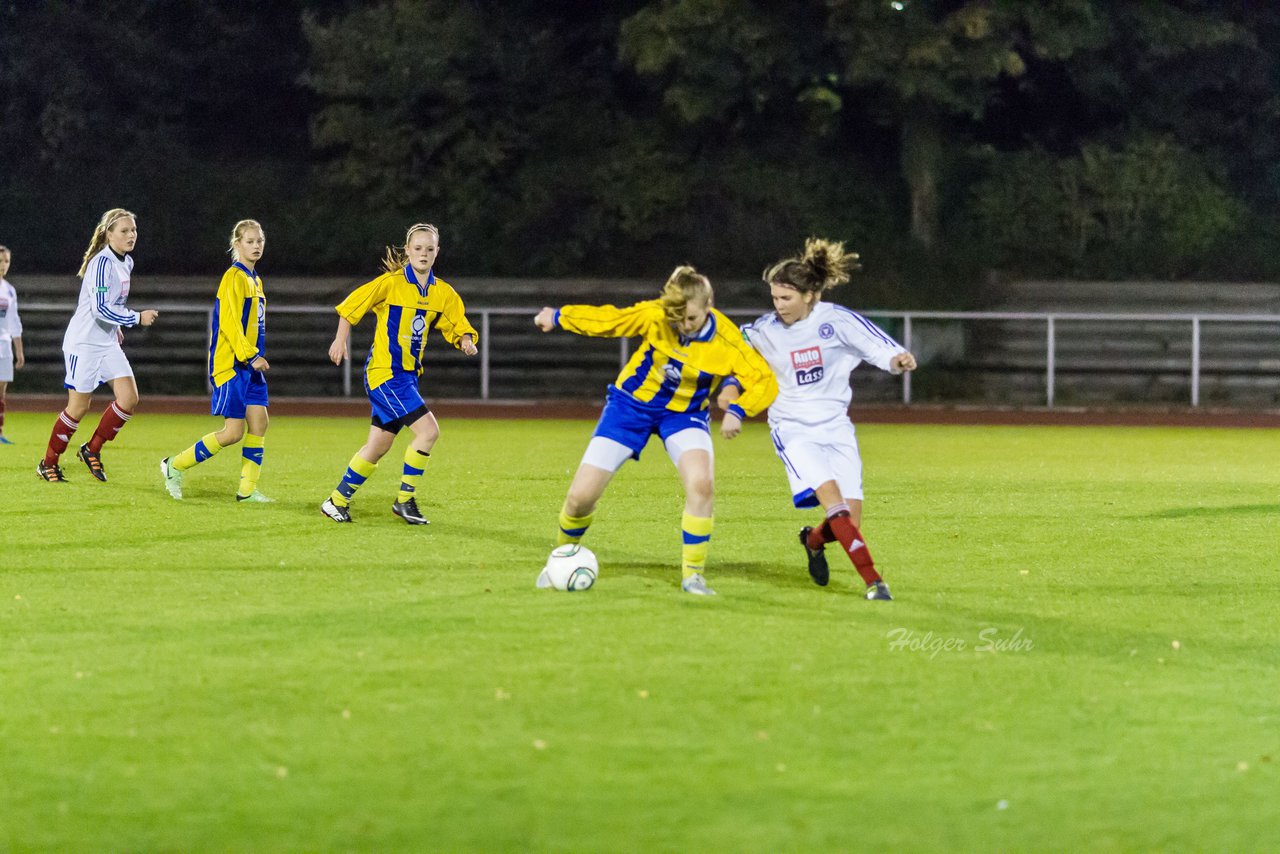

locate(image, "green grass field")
(2, 410), (1279, 850)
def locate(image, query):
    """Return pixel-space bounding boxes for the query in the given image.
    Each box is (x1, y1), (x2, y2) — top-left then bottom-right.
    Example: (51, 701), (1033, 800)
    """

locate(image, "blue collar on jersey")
(232, 261), (258, 281)
(679, 312), (717, 347)
(404, 265), (435, 293)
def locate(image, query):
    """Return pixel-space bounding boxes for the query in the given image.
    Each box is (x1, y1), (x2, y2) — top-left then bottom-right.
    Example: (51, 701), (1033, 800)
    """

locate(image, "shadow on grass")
(1145, 504), (1278, 519)
(605, 558), (864, 594)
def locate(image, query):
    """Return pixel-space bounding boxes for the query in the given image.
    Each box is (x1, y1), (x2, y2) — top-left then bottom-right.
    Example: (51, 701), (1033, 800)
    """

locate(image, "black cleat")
(37, 461), (68, 482)
(865, 580), (893, 601)
(799, 526), (829, 586)
(392, 497), (430, 525)
(77, 443), (107, 482)
(320, 498), (352, 523)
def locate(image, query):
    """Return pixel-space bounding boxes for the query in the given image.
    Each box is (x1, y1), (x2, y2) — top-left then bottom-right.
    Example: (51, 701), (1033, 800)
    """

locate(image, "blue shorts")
(211, 368), (268, 419)
(592, 387), (710, 460)
(368, 372), (430, 433)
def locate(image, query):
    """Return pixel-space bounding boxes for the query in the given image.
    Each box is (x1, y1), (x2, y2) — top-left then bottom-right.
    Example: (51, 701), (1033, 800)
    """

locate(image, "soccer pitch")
(2, 412), (1278, 850)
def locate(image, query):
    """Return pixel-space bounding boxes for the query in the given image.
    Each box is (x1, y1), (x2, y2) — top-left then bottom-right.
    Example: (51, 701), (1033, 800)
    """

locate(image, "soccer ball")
(537, 544), (598, 591)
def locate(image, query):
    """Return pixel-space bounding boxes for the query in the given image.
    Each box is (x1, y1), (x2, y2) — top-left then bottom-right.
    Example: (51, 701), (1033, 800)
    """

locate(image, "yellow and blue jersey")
(208, 262), (266, 386)
(336, 265), (477, 390)
(556, 300), (777, 418)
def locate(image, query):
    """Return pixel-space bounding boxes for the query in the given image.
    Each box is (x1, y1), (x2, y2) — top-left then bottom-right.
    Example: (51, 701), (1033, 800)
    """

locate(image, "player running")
(0, 245), (25, 445)
(724, 238), (916, 600)
(534, 266), (777, 596)
(38, 209), (158, 483)
(321, 223), (478, 524)
(161, 220), (273, 502)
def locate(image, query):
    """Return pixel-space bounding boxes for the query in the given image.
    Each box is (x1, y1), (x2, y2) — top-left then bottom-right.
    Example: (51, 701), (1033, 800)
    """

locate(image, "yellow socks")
(237, 434), (265, 498)
(398, 448), (430, 503)
(331, 454), (377, 507)
(557, 506), (595, 545)
(173, 432), (223, 471)
(681, 512), (714, 579)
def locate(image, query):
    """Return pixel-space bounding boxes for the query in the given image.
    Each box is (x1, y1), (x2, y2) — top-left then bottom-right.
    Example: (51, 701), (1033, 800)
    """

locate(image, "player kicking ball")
(724, 238), (916, 600)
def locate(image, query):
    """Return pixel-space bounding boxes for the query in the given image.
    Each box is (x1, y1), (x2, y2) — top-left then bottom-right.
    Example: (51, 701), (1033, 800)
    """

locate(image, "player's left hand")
(721, 411), (742, 440)
(461, 335), (478, 356)
(892, 351), (917, 373)
(14, 353), (23, 369)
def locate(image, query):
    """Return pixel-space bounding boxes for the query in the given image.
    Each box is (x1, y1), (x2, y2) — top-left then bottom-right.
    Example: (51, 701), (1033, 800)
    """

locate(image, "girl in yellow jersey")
(161, 220), (272, 502)
(534, 266), (777, 595)
(321, 223), (478, 524)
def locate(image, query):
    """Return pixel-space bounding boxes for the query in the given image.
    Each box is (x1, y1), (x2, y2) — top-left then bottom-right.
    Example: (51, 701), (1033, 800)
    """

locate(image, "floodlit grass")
(2, 411), (1279, 850)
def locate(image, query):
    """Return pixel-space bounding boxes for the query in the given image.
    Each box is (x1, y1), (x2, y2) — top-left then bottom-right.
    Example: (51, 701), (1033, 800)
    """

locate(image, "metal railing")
(20, 303), (1280, 407)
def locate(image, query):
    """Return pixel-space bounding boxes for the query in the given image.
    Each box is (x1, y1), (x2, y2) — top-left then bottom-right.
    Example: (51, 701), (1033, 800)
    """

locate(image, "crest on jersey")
(790, 346), (824, 385)
(818, 322), (835, 340)
(663, 362), (683, 383)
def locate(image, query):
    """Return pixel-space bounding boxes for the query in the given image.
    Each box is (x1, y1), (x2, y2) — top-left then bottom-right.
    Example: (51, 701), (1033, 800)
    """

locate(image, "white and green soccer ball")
(537, 544), (598, 591)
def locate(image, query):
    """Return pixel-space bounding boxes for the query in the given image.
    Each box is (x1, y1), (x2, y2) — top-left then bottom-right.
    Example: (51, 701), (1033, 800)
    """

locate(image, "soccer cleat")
(77, 443), (106, 482)
(236, 491), (274, 503)
(160, 457), (184, 499)
(392, 497), (430, 525)
(865, 580), (893, 601)
(36, 461), (68, 482)
(320, 498), (352, 523)
(681, 573), (717, 596)
(799, 526), (829, 587)
(0, 435), (14, 445)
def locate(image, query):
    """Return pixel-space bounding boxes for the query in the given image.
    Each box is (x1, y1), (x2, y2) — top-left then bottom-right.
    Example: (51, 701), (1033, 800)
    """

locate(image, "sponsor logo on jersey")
(791, 346), (824, 385)
(409, 313), (427, 352)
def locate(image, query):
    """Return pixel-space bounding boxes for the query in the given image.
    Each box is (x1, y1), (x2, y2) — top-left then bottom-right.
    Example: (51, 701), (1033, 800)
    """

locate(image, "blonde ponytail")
(659, 265), (713, 324)
(78, 208), (136, 277)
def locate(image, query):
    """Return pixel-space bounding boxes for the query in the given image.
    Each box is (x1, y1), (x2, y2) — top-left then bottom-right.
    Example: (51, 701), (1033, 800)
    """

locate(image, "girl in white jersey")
(0, 246), (25, 445)
(726, 238), (917, 600)
(38, 209), (159, 483)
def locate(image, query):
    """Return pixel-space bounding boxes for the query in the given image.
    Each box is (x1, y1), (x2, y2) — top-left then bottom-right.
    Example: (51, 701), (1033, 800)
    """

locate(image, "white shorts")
(0, 349), (11, 383)
(769, 417), (863, 508)
(64, 346), (134, 394)
(580, 427), (714, 474)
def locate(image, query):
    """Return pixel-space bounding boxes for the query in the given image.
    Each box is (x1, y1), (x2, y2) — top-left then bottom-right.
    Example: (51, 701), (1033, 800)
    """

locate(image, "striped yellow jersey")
(336, 266), (478, 390)
(557, 300), (777, 416)
(209, 262), (266, 386)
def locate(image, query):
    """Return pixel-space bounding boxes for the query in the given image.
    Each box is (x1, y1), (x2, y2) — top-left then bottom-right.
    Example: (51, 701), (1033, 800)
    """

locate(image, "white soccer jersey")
(62, 247), (139, 350)
(0, 279), (20, 345)
(741, 302), (905, 427)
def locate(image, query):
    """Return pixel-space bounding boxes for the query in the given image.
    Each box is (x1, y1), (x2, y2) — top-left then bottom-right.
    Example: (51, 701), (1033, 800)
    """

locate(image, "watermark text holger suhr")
(886, 627), (1034, 658)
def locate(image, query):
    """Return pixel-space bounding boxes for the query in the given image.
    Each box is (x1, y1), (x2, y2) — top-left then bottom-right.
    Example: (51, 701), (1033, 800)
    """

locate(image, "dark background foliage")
(4, 0), (1280, 305)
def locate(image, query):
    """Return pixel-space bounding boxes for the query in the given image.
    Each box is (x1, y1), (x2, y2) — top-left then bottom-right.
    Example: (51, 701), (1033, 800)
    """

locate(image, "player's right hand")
(328, 338), (347, 365)
(534, 307), (557, 332)
(251, 355), (270, 372)
(139, 310), (159, 327)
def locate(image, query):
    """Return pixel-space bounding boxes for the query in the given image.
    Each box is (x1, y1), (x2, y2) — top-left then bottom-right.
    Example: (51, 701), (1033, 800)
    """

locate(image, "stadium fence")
(14, 302), (1280, 408)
